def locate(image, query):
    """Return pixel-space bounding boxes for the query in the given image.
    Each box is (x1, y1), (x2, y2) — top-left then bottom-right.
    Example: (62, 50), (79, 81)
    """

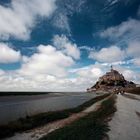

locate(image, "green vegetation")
(125, 87), (140, 95)
(0, 93), (110, 139)
(40, 95), (116, 140)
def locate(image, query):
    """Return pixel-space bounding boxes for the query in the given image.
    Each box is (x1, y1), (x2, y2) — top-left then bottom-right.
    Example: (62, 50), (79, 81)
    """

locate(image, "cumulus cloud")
(0, 69), (5, 75)
(0, 61), (140, 91)
(0, 0), (56, 40)
(133, 58), (140, 66)
(114, 66), (139, 82)
(89, 46), (125, 63)
(76, 67), (103, 79)
(53, 35), (80, 59)
(20, 45), (74, 77)
(0, 35), (81, 91)
(0, 43), (77, 91)
(0, 43), (21, 63)
(126, 41), (140, 66)
(69, 64), (107, 90)
(89, 41), (140, 67)
(0, 53), (105, 91)
(127, 41), (140, 57)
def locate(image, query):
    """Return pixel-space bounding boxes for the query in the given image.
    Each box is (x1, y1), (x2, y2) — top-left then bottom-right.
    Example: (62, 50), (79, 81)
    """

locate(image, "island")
(87, 66), (136, 94)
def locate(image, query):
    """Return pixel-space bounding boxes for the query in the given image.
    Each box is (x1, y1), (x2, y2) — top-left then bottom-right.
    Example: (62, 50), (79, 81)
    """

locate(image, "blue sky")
(0, 0), (140, 91)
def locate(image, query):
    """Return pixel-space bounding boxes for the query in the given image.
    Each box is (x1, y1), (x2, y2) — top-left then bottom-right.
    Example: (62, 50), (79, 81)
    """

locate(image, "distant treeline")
(0, 92), (52, 96)
(0, 91), (86, 96)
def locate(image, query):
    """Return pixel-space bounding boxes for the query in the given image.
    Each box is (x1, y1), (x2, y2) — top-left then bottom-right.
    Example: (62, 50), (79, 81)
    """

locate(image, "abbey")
(87, 66), (136, 92)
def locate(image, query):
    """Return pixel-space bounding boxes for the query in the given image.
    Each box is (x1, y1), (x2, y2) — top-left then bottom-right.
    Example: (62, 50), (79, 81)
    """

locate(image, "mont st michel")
(87, 66), (136, 93)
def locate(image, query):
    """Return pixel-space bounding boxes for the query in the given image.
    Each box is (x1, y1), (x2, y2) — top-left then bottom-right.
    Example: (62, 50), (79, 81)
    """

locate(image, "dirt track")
(108, 93), (140, 140)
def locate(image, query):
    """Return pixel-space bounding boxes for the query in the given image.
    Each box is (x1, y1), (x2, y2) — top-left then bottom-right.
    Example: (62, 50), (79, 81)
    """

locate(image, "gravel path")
(108, 93), (140, 140)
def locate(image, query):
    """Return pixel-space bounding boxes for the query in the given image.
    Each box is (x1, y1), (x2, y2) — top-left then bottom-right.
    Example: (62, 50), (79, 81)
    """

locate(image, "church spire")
(111, 65), (113, 71)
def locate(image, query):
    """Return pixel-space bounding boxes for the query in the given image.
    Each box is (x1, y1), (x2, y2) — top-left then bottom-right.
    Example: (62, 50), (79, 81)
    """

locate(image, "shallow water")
(0, 92), (96, 125)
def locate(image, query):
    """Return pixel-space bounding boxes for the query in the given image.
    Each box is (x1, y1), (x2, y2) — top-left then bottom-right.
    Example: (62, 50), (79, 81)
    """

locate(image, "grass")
(0, 93), (110, 139)
(125, 87), (140, 95)
(40, 95), (116, 140)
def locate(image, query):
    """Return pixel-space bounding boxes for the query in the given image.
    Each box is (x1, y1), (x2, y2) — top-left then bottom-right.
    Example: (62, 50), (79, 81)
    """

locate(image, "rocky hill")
(87, 66), (136, 92)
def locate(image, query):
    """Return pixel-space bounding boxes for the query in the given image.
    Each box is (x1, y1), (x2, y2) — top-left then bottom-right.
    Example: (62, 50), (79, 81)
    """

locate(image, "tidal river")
(0, 92), (96, 125)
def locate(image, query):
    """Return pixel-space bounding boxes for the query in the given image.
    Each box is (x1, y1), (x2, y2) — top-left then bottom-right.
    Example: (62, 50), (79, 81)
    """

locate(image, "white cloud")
(89, 46), (125, 63)
(77, 67), (103, 79)
(126, 41), (140, 66)
(69, 64), (106, 90)
(20, 45), (74, 77)
(79, 46), (94, 51)
(0, 43), (77, 91)
(100, 19), (140, 41)
(127, 41), (140, 58)
(114, 66), (139, 82)
(123, 70), (136, 81)
(53, 35), (80, 59)
(89, 42), (140, 66)
(0, 43), (21, 63)
(52, 12), (70, 33)
(99, 11), (140, 66)
(0, 0), (56, 40)
(133, 58), (140, 66)
(0, 62), (140, 91)
(0, 69), (5, 75)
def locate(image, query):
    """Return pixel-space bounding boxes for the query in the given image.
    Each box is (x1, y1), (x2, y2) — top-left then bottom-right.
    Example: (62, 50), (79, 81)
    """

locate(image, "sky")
(0, 0), (140, 91)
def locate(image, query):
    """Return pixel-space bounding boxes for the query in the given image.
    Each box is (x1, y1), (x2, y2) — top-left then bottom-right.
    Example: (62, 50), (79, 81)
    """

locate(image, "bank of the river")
(0, 92), (96, 125)
(40, 94), (116, 140)
(0, 94), (109, 139)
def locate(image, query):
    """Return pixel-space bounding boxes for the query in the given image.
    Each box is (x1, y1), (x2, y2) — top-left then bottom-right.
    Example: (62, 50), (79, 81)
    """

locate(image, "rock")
(87, 66), (136, 93)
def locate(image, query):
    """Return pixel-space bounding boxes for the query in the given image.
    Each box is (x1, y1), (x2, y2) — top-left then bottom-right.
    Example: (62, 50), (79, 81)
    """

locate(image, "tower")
(111, 65), (116, 81)
(111, 65), (113, 72)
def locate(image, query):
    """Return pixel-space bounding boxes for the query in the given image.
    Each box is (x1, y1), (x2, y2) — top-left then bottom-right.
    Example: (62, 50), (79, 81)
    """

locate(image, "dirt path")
(4, 95), (111, 140)
(108, 93), (140, 140)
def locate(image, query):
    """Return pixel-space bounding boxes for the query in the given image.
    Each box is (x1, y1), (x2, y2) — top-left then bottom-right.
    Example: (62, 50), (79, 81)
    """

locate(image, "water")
(0, 92), (96, 125)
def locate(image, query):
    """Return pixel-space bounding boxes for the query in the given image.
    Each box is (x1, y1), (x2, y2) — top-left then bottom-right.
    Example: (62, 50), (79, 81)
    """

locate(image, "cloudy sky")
(0, 0), (140, 91)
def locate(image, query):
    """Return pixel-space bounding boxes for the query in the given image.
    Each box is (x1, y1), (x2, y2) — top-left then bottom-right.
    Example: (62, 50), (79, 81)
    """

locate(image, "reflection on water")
(0, 92), (96, 125)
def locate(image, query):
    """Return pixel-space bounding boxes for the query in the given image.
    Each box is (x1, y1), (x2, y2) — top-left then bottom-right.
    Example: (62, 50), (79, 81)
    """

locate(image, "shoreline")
(40, 94), (116, 140)
(0, 91), (88, 96)
(0, 93), (109, 139)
